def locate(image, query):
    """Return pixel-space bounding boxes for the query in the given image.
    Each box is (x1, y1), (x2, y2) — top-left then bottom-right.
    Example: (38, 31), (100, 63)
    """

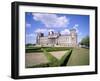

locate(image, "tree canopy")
(80, 36), (89, 47)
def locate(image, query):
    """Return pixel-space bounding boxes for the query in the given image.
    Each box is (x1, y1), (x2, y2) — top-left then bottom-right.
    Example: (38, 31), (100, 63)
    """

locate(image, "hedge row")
(41, 48), (59, 67)
(26, 47), (73, 53)
(26, 49), (73, 68)
(59, 49), (72, 66)
(44, 47), (72, 52)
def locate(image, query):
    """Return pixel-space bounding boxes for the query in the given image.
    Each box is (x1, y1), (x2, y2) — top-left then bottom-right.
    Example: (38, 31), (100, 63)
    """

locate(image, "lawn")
(67, 47), (89, 66)
(25, 47), (72, 68)
(25, 47), (89, 68)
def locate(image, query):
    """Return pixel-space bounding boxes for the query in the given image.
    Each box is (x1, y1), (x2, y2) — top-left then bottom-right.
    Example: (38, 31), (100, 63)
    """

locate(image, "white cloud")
(35, 28), (47, 33)
(61, 29), (70, 35)
(33, 13), (69, 28)
(48, 29), (55, 32)
(35, 28), (56, 33)
(26, 23), (31, 28)
(73, 24), (82, 36)
(73, 24), (79, 33)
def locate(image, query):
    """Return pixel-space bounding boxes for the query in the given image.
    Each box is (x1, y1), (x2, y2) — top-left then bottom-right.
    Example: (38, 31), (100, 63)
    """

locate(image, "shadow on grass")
(60, 50), (72, 66)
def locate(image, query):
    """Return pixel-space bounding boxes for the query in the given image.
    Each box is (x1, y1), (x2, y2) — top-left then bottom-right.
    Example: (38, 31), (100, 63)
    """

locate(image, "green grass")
(67, 48), (89, 66)
(26, 47), (72, 53)
(29, 49), (72, 67)
(26, 47), (89, 68)
(26, 47), (42, 53)
(44, 47), (72, 52)
(41, 48), (59, 67)
(26, 48), (73, 68)
(59, 49), (72, 66)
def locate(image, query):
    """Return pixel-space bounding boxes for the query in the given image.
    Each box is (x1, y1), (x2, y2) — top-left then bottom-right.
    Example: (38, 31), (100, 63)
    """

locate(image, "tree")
(80, 36), (89, 47)
(26, 43), (33, 47)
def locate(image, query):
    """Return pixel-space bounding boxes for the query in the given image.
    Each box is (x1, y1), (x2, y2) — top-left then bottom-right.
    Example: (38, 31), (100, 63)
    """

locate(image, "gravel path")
(49, 51), (67, 59)
(25, 51), (67, 67)
(25, 52), (49, 67)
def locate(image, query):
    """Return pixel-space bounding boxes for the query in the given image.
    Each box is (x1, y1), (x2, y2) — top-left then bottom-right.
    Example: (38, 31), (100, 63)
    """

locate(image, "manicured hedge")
(41, 48), (59, 67)
(59, 49), (72, 66)
(44, 47), (72, 52)
(42, 48), (73, 67)
(26, 47), (73, 53)
(26, 48), (73, 68)
(26, 48), (42, 53)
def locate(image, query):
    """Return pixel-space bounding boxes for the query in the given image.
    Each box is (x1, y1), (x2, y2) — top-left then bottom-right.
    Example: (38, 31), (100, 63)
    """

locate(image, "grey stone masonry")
(36, 29), (77, 47)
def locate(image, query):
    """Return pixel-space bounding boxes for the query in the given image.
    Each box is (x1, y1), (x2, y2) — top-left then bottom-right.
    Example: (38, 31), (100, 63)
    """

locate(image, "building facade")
(36, 29), (77, 47)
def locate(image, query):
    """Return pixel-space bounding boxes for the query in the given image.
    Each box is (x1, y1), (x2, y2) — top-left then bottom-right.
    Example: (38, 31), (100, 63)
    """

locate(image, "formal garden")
(25, 46), (89, 68)
(25, 36), (89, 68)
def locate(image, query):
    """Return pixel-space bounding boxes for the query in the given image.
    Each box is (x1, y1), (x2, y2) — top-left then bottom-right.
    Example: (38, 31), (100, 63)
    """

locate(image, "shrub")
(41, 48), (73, 67)
(41, 48), (60, 67)
(25, 47), (42, 53)
(26, 47), (73, 53)
(44, 47), (72, 52)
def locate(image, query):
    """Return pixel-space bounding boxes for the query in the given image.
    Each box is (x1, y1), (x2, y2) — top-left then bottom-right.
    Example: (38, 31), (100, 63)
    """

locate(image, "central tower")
(48, 31), (57, 46)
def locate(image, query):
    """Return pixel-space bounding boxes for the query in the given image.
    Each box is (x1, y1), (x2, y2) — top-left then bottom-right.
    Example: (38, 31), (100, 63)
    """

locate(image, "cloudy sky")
(25, 12), (89, 44)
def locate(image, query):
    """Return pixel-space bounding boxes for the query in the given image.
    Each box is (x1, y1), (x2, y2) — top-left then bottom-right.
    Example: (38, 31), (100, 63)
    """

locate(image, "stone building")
(36, 29), (77, 47)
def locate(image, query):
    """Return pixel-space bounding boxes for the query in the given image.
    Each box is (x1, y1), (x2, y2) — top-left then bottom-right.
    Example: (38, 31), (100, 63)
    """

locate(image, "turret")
(70, 29), (77, 37)
(70, 29), (77, 47)
(36, 32), (44, 44)
(48, 31), (54, 35)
